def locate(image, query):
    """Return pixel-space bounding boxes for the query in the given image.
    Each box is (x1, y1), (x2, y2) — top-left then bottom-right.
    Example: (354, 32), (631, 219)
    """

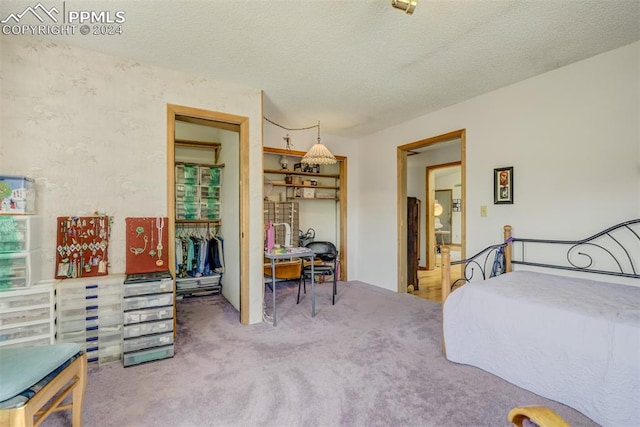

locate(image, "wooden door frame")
(397, 129), (466, 293)
(167, 104), (250, 324)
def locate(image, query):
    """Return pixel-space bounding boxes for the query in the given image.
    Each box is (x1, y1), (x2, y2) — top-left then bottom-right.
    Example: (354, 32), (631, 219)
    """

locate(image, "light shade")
(434, 201), (443, 216)
(301, 120), (337, 165)
(301, 141), (337, 165)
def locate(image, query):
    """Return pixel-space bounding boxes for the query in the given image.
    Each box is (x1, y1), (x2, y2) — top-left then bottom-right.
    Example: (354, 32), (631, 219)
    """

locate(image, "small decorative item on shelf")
(279, 155), (289, 170)
(293, 162), (320, 173)
(0, 175), (36, 214)
(285, 175), (293, 185)
(310, 179), (318, 186)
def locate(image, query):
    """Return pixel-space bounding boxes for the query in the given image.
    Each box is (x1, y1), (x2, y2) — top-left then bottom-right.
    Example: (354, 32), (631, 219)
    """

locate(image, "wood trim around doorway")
(166, 103), (251, 325)
(397, 129), (466, 293)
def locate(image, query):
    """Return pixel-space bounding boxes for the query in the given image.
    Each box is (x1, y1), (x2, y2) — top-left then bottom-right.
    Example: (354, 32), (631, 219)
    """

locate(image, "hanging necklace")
(156, 217), (164, 266)
(130, 235), (148, 255)
(149, 218), (156, 257)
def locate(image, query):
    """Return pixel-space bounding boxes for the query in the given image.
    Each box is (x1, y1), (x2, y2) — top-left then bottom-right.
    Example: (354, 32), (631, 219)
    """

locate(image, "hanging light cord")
(264, 117), (322, 143)
(263, 116), (317, 132)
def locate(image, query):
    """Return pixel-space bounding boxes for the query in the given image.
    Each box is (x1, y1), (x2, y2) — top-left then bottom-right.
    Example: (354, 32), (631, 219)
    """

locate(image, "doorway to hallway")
(396, 129), (466, 294)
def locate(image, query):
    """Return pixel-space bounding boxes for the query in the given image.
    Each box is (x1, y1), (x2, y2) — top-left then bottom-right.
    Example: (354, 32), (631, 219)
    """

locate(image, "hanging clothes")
(174, 225), (223, 279)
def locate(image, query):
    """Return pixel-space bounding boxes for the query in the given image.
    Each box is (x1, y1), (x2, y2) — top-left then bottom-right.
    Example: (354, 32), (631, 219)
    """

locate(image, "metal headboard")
(445, 219), (640, 292)
(449, 242), (510, 290)
(510, 218), (640, 279)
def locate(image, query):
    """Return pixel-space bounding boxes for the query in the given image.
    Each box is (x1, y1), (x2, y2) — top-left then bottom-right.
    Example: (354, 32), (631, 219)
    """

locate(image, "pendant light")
(264, 117), (338, 165)
(301, 121), (337, 165)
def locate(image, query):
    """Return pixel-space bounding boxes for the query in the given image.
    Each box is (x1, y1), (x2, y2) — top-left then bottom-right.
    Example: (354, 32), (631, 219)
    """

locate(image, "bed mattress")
(443, 270), (640, 427)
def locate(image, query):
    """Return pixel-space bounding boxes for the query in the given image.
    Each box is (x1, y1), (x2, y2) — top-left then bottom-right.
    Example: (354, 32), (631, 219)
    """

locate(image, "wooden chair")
(0, 345), (87, 427)
(508, 406), (571, 427)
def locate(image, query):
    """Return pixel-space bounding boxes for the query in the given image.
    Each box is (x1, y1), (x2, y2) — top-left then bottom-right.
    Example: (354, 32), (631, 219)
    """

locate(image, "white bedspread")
(443, 271), (640, 427)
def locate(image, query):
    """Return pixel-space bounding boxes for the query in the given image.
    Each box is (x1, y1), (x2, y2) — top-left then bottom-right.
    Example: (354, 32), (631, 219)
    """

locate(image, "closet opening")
(167, 104), (250, 325)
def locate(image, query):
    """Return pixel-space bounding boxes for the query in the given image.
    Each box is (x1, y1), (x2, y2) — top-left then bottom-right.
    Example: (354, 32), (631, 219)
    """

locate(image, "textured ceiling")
(5, 0), (639, 136)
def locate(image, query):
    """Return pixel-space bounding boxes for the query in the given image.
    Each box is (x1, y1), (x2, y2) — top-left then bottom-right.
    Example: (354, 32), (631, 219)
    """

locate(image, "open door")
(407, 197), (420, 290)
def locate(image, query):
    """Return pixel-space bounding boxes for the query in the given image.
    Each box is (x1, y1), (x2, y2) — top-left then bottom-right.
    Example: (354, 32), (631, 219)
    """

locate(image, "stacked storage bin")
(0, 178), (54, 349)
(175, 164), (222, 220)
(0, 281), (56, 348)
(56, 275), (124, 365)
(175, 164), (199, 220)
(123, 271), (174, 366)
(0, 216), (42, 291)
(199, 166), (221, 220)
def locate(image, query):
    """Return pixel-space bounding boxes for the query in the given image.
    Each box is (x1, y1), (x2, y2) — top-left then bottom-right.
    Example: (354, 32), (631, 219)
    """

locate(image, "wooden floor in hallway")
(411, 260), (463, 303)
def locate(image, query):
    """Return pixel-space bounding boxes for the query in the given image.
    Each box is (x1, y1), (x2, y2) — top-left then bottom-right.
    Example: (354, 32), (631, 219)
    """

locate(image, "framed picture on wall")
(494, 166), (514, 204)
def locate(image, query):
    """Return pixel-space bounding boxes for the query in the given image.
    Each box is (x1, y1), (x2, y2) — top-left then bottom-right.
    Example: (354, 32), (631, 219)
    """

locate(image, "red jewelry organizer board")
(55, 216), (110, 279)
(125, 217), (169, 274)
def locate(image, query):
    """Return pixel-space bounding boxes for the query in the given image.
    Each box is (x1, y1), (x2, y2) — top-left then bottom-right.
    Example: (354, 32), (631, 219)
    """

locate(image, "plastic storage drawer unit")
(0, 216), (42, 253)
(123, 271), (174, 367)
(55, 275), (125, 366)
(0, 250), (41, 290)
(0, 283), (55, 348)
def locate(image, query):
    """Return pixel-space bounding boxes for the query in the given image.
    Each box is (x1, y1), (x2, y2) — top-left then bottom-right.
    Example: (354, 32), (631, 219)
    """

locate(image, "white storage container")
(0, 322), (50, 343)
(123, 331), (173, 353)
(0, 282), (55, 348)
(123, 293), (173, 311)
(99, 342), (124, 365)
(0, 215), (42, 253)
(123, 306), (173, 324)
(0, 250), (41, 290)
(55, 275), (124, 366)
(122, 278), (173, 297)
(123, 345), (174, 367)
(123, 318), (173, 339)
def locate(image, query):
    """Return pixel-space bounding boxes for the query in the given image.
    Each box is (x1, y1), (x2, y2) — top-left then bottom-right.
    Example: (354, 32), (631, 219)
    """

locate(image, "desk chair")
(297, 241), (338, 305)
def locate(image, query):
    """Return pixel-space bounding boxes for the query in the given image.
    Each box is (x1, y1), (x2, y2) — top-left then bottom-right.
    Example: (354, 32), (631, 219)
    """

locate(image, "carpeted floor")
(41, 280), (598, 427)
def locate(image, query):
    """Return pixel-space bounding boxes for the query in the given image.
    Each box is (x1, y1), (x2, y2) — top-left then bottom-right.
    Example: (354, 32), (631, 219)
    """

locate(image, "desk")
(264, 248), (315, 326)
(435, 230), (451, 246)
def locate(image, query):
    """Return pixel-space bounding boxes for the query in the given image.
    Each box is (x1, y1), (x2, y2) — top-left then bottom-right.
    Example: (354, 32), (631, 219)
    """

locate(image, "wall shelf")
(263, 146), (347, 280)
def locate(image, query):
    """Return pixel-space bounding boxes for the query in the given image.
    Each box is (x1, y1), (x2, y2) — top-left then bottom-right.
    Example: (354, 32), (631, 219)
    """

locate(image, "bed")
(0, 343), (87, 427)
(440, 220), (640, 427)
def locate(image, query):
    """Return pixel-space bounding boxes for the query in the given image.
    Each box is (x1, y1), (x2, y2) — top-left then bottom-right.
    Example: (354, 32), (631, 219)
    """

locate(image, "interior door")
(407, 197), (420, 290)
(435, 189), (452, 245)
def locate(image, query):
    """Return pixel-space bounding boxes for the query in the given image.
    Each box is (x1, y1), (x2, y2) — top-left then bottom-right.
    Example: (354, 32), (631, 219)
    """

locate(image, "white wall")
(356, 42), (640, 291)
(0, 36), (267, 323)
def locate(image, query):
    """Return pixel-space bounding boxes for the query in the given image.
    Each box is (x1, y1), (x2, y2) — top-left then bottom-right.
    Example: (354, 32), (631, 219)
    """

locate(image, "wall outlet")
(480, 205), (488, 217)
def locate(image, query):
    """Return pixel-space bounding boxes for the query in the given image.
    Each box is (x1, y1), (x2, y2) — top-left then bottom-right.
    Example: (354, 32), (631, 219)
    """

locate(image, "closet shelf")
(175, 161), (225, 169)
(264, 169), (338, 179)
(175, 219), (221, 224)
